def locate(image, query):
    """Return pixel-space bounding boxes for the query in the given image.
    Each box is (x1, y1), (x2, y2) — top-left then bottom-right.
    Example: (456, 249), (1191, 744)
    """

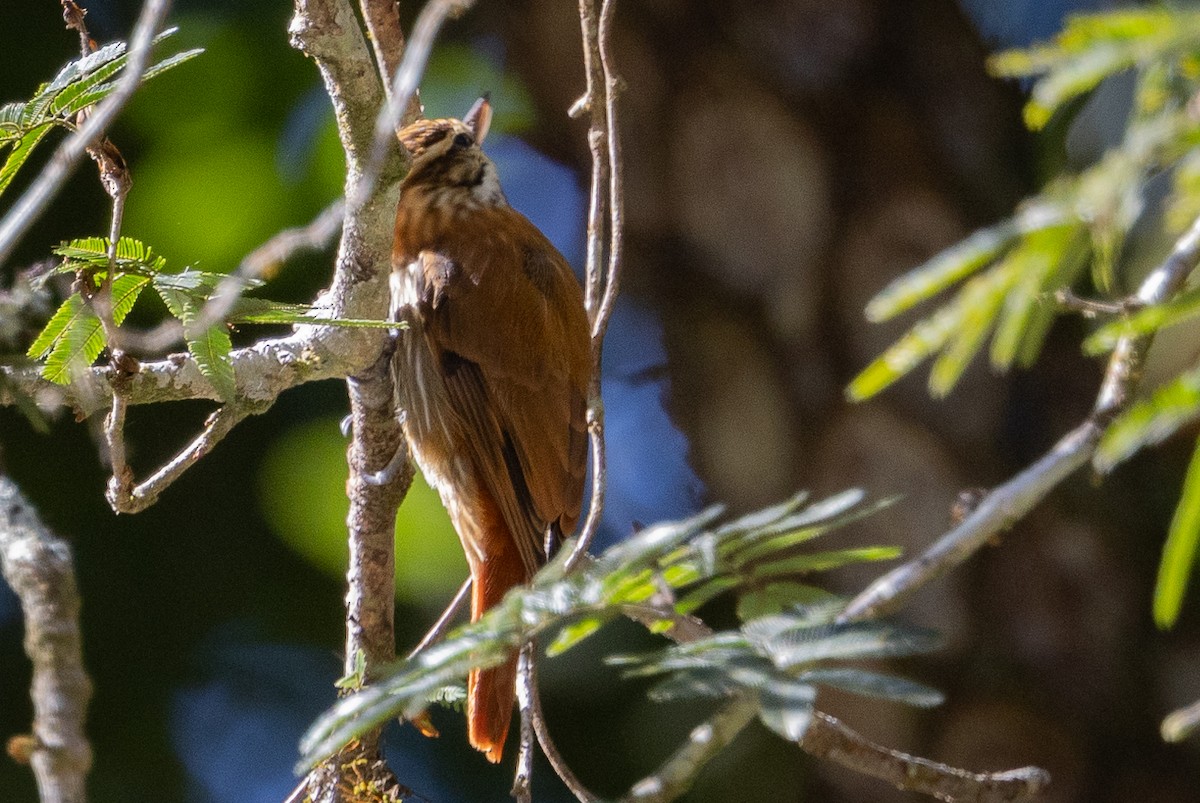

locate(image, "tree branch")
(841, 210), (1200, 622)
(288, 0), (411, 797)
(0, 475), (92, 803)
(802, 711), (1050, 803)
(343, 355), (410, 685)
(106, 399), (258, 513)
(619, 695), (758, 803)
(357, 0), (421, 123)
(512, 643), (535, 803)
(565, 0), (625, 575)
(351, 0), (475, 212)
(0, 0), (172, 268)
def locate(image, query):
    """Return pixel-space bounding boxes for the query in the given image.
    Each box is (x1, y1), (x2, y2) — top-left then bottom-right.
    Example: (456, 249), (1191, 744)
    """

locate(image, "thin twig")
(126, 199), (347, 355)
(619, 695), (758, 803)
(1053, 288), (1140, 318)
(592, 0), (624, 346)
(574, 0), (608, 318)
(528, 661), (602, 803)
(565, 0), (625, 575)
(406, 576), (472, 659)
(802, 711), (1050, 802)
(103, 392), (130, 491)
(350, 0), (475, 212)
(0, 475), (93, 803)
(512, 643), (535, 803)
(841, 210), (1200, 622)
(105, 402), (255, 514)
(1092, 210), (1200, 420)
(0, 0), (172, 268)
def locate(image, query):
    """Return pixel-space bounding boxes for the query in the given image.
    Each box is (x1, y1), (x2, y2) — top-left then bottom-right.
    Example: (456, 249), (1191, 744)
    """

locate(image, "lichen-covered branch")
(287, 0), (411, 798)
(343, 355), (410, 685)
(0, 475), (92, 803)
(1, 327), (366, 419)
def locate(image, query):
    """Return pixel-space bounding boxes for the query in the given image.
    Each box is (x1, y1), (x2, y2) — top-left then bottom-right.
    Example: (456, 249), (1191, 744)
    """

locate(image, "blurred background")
(2, 0), (1199, 800)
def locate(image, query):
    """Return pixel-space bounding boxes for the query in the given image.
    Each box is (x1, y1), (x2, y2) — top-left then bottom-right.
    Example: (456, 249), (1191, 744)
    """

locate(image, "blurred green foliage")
(258, 416), (465, 603)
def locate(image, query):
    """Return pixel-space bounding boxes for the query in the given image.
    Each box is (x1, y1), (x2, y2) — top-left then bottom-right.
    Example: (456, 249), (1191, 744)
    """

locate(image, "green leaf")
(846, 304), (959, 401)
(1022, 42), (1141, 130)
(0, 123), (54, 198)
(758, 683), (816, 741)
(53, 236), (169, 276)
(546, 617), (606, 657)
(40, 296), (105, 385)
(795, 668), (944, 707)
(186, 322), (235, 401)
(675, 576), (739, 615)
(747, 547), (901, 581)
(713, 491), (811, 538)
(111, 274), (151, 325)
(56, 47), (205, 119)
(153, 269), (223, 317)
(755, 621), (939, 670)
(864, 220), (1019, 323)
(1154, 435), (1200, 629)
(989, 223), (1082, 370)
(26, 295), (82, 359)
(1095, 364), (1200, 472)
(928, 260), (1019, 396)
(0, 101), (26, 140)
(987, 9), (1186, 129)
(645, 670), (736, 702)
(25, 275), (149, 383)
(735, 583), (835, 621)
(228, 300), (395, 329)
(152, 270), (236, 400)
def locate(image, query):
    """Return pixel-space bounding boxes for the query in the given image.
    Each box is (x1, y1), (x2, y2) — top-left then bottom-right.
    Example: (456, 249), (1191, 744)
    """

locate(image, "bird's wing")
(418, 218), (589, 572)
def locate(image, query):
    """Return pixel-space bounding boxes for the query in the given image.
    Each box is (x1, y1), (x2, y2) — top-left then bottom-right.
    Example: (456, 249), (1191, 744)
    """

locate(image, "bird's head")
(397, 97), (504, 207)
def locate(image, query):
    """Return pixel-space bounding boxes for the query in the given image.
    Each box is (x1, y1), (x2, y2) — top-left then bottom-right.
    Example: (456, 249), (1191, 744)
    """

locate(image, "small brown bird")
(390, 99), (591, 762)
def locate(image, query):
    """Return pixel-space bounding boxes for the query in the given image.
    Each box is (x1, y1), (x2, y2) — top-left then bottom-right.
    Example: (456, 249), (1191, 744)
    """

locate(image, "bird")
(389, 97), (591, 763)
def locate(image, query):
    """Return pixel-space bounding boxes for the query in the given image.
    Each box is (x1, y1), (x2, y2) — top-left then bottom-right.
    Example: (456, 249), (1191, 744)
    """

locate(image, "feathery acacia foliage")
(25, 236), (393, 401)
(297, 490), (937, 776)
(850, 8), (1200, 628)
(0, 28), (201, 199)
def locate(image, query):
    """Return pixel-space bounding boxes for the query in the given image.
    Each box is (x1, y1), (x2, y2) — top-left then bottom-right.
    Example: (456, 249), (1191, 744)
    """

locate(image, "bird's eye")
(451, 132), (474, 149)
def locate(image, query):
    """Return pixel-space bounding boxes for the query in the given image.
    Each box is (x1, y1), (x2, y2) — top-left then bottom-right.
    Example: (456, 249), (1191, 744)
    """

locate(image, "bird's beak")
(464, 95), (492, 144)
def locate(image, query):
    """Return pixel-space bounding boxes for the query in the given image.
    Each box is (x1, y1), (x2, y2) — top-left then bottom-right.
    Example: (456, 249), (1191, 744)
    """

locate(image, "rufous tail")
(466, 523), (528, 763)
